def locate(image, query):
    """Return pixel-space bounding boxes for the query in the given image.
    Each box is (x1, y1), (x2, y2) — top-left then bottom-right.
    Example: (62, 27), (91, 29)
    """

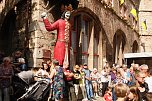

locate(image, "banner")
(120, 0), (124, 5)
(130, 8), (138, 21)
(142, 20), (147, 31)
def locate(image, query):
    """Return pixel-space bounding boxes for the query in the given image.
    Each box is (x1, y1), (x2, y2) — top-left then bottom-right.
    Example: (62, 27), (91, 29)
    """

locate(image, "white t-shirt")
(145, 76), (152, 92)
(101, 70), (109, 82)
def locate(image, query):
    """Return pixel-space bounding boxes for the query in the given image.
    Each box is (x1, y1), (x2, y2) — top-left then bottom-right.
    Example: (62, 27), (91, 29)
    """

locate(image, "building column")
(88, 21), (94, 70)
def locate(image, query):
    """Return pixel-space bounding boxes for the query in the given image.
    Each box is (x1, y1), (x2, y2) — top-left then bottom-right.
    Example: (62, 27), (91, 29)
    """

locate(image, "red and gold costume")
(43, 18), (70, 65)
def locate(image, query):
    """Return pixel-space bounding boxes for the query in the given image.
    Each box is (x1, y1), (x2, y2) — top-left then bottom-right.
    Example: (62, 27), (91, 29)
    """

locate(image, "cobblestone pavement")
(81, 97), (104, 101)
(96, 97), (104, 101)
(92, 97), (104, 101)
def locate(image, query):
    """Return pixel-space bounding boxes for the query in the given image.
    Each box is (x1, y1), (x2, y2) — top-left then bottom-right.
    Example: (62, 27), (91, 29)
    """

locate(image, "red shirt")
(104, 93), (112, 101)
(63, 69), (73, 81)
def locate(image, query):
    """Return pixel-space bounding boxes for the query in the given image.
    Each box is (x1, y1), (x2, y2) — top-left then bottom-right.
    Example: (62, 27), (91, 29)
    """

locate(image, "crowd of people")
(0, 51), (152, 101)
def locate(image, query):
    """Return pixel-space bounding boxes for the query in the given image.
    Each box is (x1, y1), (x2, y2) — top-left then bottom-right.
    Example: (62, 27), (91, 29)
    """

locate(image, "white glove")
(41, 12), (47, 19)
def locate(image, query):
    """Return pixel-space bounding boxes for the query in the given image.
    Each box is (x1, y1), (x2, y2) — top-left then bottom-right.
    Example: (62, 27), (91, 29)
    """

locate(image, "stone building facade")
(0, 0), (140, 70)
(139, 0), (152, 52)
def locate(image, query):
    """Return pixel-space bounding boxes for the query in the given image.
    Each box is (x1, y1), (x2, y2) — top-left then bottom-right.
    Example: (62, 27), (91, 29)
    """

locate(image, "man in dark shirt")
(73, 65), (81, 99)
(63, 63), (76, 101)
(136, 71), (149, 101)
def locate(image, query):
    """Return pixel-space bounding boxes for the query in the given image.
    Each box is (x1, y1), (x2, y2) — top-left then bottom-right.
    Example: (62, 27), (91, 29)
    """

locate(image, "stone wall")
(139, 0), (152, 52)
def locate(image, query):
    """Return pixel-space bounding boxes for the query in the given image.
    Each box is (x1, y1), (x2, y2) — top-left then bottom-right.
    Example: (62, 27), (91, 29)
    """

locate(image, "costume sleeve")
(43, 18), (59, 31)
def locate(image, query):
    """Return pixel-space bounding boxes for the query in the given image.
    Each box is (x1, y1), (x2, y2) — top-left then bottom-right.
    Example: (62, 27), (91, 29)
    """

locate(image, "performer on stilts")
(41, 10), (71, 66)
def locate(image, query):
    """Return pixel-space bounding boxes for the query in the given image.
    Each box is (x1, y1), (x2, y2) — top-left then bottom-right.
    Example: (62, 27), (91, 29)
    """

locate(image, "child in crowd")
(104, 87), (112, 101)
(145, 93), (152, 101)
(127, 86), (139, 101)
(114, 83), (129, 101)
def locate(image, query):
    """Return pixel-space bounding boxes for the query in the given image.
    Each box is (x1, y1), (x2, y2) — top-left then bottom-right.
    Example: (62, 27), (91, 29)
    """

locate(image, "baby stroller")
(13, 71), (34, 99)
(13, 71), (51, 101)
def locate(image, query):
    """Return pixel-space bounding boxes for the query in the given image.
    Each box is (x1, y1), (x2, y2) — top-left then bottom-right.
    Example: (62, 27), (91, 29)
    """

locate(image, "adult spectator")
(49, 59), (64, 101)
(0, 57), (14, 101)
(82, 63), (95, 101)
(139, 64), (149, 77)
(73, 65), (81, 99)
(101, 65), (110, 96)
(144, 68), (152, 92)
(122, 64), (130, 84)
(110, 67), (117, 82)
(13, 50), (27, 71)
(135, 71), (149, 101)
(90, 68), (100, 98)
(128, 66), (136, 86)
(35, 62), (50, 80)
(79, 65), (87, 101)
(63, 63), (76, 101)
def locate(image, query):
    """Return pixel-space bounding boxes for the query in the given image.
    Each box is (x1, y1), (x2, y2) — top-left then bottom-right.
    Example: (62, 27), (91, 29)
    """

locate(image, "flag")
(142, 20), (147, 31)
(130, 8), (138, 21)
(120, 0), (124, 5)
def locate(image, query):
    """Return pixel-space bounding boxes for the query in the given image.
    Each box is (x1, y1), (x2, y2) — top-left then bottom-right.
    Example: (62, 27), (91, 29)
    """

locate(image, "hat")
(83, 63), (87, 66)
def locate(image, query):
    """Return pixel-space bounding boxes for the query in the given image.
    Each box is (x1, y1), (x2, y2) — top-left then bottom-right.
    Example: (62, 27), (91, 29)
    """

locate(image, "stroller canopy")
(17, 71), (34, 85)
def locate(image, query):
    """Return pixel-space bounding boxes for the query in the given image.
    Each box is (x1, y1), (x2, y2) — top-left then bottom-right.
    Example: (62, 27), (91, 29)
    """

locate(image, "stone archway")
(0, 9), (17, 55)
(71, 9), (105, 70)
(132, 40), (138, 53)
(113, 29), (126, 65)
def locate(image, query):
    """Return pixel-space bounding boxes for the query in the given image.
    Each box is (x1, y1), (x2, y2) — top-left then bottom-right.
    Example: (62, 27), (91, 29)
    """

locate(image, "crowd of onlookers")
(0, 50), (152, 101)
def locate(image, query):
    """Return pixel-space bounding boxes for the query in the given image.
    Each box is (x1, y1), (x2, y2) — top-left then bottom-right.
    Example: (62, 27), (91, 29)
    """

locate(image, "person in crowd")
(0, 57), (14, 101)
(79, 65), (87, 101)
(35, 62), (50, 80)
(49, 59), (65, 101)
(135, 71), (149, 101)
(101, 64), (110, 97)
(82, 63), (95, 101)
(73, 65), (81, 99)
(126, 86), (139, 101)
(112, 71), (124, 101)
(122, 64), (130, 84)
(110, 67), (117, 82)
(12, 50), (27, 71)
(104, 87), (112, 101)
(114, 83), (129, 101)
(145, 92), (152, 101)
(113, 72), (123, 84)
(139, 64), (149, 77)
(63, 63), (76, 101)
(128, 66), (136, 86)
(90, 68), (100, 98)
(41, 10), (71, 66)
(144, 68), (152, 92)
